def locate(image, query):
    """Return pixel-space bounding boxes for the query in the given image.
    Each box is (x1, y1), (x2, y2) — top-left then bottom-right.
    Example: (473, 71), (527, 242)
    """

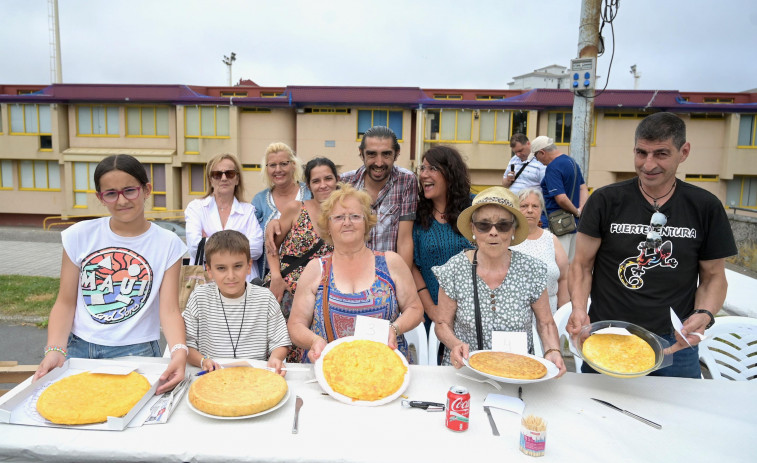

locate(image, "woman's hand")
(33, 351), (66, 381)
(157, 353), (187, 394)
(307, 336), (327, 363)
(449, 342), (470, 369)
(545, 350), (567, 378)
(265, 219), (282, 256)
(387, 326), (399, 350)
(268, 274), (287, 302)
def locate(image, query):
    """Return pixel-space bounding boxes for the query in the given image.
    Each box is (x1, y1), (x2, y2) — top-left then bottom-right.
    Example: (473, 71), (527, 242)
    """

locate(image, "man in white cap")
(533, 136), (588, 260)
(501, 133), (546, 194)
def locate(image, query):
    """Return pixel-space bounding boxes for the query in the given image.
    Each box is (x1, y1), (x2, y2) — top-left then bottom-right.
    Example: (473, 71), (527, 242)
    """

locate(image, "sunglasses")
(472, 220), (514, 234)
(210, 170), (238, 180)
(97, 186), (142, 203)
(645, 211), (667, 250)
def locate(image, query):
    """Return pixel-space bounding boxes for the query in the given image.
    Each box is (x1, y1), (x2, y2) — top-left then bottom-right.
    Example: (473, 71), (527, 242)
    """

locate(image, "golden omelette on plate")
(582, 333), (655, 374)
(322, 339), (407, 401)
(189, 367), (287, 417)
(468, 351), (548, 380)
(36, 371), (151, 425)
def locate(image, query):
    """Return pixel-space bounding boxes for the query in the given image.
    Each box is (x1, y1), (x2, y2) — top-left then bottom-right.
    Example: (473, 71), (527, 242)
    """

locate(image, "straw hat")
(457, 187), (529, 245)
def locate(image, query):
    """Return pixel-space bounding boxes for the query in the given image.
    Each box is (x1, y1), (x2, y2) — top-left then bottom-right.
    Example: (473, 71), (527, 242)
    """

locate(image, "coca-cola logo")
(450, 397), (470, 411)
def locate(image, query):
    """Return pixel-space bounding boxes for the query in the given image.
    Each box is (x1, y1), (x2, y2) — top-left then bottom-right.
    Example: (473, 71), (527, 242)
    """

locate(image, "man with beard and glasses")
(568, 112), (737, 378)
(341, 126), (418, 269)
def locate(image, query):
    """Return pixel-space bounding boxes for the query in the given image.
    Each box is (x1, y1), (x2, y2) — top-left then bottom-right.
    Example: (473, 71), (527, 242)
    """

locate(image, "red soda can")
(445, 386), (470, 431)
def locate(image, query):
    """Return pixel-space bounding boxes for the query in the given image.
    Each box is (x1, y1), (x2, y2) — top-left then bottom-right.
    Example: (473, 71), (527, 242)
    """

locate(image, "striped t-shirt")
(183, 282), (291, 359)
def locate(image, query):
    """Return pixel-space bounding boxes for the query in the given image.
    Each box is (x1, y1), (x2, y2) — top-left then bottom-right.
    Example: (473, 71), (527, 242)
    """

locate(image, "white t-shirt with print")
(62, 217), (187, 346)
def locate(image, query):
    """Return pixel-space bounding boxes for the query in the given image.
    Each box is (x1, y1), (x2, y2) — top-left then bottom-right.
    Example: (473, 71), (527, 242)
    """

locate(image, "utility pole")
(48, 0), (63, 83)
(630, 64), (641, 90)
(569, 0), (601, 182)
(222, 52), (236, 87)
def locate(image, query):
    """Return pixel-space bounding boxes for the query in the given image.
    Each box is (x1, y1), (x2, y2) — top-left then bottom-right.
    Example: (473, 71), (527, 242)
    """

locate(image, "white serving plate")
(186, 387), (290, 420)
(314, 336), (410, 407)
(462, 350), (559, 385)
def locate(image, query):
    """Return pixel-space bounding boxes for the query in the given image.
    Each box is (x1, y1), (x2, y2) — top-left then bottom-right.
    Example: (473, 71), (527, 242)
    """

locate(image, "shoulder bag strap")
(471, 249), (484, 351)
(320, 256), (335, 343)
(194, 237), (207, 266)
(280, 239), (325, 279)
(512, 160), (531, 183)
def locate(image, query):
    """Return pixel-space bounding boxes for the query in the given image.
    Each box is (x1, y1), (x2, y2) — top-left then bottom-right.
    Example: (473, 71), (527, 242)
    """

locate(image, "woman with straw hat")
(432, 187), (566, 376)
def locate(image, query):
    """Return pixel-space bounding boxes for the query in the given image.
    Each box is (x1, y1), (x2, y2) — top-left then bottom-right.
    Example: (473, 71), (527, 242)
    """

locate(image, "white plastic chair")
(553, 302), (584, 373)
(699, 316), (757, 381)
(428, 322), (441, 366)
(403, 323), (429, 366)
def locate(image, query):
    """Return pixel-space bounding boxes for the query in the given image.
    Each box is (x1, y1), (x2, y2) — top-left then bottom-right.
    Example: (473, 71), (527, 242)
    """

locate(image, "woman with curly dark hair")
(412, 145), (474, 336)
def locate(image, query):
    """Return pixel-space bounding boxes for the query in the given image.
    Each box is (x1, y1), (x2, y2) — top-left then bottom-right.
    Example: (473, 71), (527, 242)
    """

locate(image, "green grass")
(0, 275), (59, 325)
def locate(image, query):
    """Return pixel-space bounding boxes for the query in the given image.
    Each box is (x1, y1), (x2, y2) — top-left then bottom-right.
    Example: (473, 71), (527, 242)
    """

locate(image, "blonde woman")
(252, 142), (312, 276)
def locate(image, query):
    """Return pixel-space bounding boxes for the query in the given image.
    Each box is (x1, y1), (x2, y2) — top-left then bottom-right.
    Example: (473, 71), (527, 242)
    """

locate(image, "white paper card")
(89, 362), (139, 375)
(354, 315), (390, 344)
(594, 327), (632, 336)
(491, 331), (528, 354)
(670, 307), (693, 348)
(484, 393), (525, 415)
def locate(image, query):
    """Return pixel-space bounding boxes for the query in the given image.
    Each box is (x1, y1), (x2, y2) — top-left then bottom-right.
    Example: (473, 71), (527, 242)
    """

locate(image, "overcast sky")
(2, 0), (756, 92)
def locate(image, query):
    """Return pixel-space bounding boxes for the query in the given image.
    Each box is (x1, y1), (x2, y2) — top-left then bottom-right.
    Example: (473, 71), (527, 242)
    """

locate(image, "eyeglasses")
(329, 213), (364, 224)
(266, 161), (291, 169)
(645, 211), (667, 250)
(210, 170), (238, 180)
(418, 165), (440, 173)
(97, 186), (142, 203)
(472, 220), (514, 234)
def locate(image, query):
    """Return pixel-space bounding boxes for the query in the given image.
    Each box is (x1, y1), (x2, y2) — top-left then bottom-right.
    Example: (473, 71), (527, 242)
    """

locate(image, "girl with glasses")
(184, 153), (263, 281)
(431, 187), (566, 376)
(252, 142), (311, 277)
(33, 154), (188, 394)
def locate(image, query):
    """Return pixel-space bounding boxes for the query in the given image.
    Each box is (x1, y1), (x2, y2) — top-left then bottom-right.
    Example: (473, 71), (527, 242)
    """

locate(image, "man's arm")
(396, 220), (414, 270)
(567, 232), (601, 335)
(578, 184), (589, 215)
(554, 193), (580, 217)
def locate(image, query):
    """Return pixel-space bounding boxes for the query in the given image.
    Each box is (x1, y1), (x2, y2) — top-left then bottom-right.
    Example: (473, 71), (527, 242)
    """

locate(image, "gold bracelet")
(390, 323), (400, 336)
(543, 348), (560, 357)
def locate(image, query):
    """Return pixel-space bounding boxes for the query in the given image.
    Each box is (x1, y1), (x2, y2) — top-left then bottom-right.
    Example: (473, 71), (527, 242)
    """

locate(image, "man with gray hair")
(502, 133), (546, 194)
(568, 112), (737, 378)
(533, 136), (588, 260)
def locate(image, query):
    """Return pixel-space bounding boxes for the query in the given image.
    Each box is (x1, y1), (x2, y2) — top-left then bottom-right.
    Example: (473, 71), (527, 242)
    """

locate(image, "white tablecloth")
(0, 362), (755, 462)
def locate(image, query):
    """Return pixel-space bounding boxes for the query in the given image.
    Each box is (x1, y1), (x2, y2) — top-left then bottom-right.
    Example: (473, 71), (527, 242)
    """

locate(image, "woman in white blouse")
(185, 153), (264, 280)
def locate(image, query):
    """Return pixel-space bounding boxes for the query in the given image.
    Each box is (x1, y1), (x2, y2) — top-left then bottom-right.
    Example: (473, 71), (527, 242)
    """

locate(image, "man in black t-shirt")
(568, 112), (737, 378)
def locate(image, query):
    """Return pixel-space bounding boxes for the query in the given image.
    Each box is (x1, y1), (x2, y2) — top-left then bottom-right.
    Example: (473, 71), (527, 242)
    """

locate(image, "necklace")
(218, 285), (247, 358)
(433, 206), (447, 221)
(638, 178), (676, 211)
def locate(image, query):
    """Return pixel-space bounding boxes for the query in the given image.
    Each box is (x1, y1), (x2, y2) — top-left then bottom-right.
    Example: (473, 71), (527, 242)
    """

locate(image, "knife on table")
(483, 406), (500, 436)
(401, 400), (445, 411)
(591, 398), (662, 429)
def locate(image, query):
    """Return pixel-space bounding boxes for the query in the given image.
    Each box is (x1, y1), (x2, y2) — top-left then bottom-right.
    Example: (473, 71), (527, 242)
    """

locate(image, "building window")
(357, 110), (403, 140)
(425, 109), (472, 142)
(143, 163), (167, 209)
(19, 160), (60, 191)
(690, 113), (725, 120)
(10, 103), (51, 134)
(604, 112), (648, 119)
(726, 176), (757, 209)
(242, 163), (261, 171)
(72, 161), (98, 208)
(241, 108), (272, 113)
(548, 111), (572, 144)
(260, 92), (283, 98)
(476, 95), (505, 100)
(126, 106), (169, 137)
(433, 94), (463, 100)
(703, 97), (734, 104)
(189, 164), (206, 195)
(77, 105), (119, 136)
(738, 115), (757, 147)
(479, 110), (527, 143)
(220, 91), (248, 97)
(685, 174), (719, 182)
(1, 160), (13, 189)
(303, 108), (350, 114)
(185, 106), (230, 154)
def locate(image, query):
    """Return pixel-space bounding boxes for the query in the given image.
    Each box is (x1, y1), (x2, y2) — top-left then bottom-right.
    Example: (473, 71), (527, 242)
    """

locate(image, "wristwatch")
(690, 309), (715, 329)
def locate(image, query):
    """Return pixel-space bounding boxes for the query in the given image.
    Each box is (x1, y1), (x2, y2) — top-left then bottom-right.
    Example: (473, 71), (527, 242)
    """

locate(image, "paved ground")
(0, 226), (63, 278)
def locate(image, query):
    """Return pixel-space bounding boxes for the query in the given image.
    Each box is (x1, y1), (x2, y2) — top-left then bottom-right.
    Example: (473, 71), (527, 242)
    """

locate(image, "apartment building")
(1, 83), (755, 225)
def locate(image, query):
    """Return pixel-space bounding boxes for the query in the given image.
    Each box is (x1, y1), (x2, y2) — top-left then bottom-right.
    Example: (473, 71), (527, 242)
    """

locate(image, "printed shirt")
(340, 166), (418, 252)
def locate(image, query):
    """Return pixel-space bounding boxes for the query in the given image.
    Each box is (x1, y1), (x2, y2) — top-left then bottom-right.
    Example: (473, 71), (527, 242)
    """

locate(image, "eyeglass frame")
(266, 161), (292, 169)
(96, 186), (144, 203)
(418, 164), (441, 174)
(472, 220), (515, 234)
(209, 169), (238, 180)
(329, 213), (365, 224)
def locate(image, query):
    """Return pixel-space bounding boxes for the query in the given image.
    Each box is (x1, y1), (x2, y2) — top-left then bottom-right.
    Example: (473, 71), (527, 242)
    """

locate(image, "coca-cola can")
(445, 386), (470, 431)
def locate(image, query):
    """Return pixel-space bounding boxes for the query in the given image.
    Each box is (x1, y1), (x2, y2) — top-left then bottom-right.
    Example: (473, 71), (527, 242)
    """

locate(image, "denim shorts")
(67, 333), (161, 359)
(580, 331), (701, 379)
